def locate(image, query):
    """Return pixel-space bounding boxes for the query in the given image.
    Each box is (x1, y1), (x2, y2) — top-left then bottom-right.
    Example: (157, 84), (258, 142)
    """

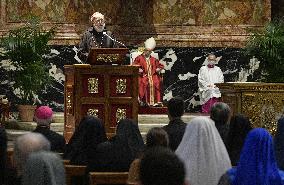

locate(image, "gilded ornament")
(116, 108), (126, 123)
(88, 78), (99, 94)
(97, 54), (119, 63)
(87, 109), (99, 117)
(116, 79), (127, 94)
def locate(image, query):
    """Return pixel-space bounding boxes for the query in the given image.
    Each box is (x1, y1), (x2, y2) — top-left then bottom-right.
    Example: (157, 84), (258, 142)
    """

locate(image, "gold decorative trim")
(97, 54), (119, 63)
(66, 86), (73, 115)
(146, 58), (155, 105)
(218, 82), (284, 91)
(116, 108), (126, 123)
(87, 109), (99, 117)
(241, 92), (284, 135)
(88, 78), (99, 94)
(218, 83), (284, 135)
(116, 79), (127, 94)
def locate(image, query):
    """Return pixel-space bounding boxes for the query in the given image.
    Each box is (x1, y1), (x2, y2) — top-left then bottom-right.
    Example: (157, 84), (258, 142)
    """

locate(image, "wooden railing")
(89, 172), (129, 185)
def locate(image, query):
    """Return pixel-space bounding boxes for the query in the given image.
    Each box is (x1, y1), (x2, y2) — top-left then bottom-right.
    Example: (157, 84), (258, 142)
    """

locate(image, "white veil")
(175, 116), (231, 185)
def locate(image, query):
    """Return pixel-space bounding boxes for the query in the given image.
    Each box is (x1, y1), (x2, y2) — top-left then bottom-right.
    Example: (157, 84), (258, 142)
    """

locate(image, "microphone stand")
(103, 31), (127, 48)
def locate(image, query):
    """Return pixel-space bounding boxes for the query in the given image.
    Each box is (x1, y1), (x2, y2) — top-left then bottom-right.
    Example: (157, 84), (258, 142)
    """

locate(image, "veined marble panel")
(0, 0), (271, 47)
(5, 0), (270, 25)
(0, 46), (260, 113)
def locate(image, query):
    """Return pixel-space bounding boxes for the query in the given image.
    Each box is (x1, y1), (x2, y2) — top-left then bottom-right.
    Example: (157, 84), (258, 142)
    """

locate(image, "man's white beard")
(93, 23), (105, 32)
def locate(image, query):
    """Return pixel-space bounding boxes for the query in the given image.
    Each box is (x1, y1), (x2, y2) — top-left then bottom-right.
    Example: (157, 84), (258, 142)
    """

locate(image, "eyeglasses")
(93, 19), (105, 24)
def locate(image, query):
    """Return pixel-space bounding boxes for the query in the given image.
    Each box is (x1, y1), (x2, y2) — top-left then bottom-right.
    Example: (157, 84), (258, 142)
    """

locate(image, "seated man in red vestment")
(133, 37), (164, 106)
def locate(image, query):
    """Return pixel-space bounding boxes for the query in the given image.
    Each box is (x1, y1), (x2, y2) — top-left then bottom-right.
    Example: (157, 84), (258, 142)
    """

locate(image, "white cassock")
(198, 65), (224, 105)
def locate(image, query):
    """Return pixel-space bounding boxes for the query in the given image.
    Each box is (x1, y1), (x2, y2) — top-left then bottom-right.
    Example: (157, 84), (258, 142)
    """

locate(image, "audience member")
(87, 119), (144, 172)
(12, 133), (50, 185)
(128, 127), (169, 184)
(210, 102), (231, 142)
(275, 117), (284, 171)
(0, 126), (7, 185)
(33, 106), (66, 153)
(218, 128), (284, 185)
(145, 127), (169, 148)
(140, 146), (186, 185)
(226, 114), (252, 166)
(64, 115), (107, 165)
(22, 151), (66, 185)
(163, 97), (187, 151)
(176, 116), (231, 185)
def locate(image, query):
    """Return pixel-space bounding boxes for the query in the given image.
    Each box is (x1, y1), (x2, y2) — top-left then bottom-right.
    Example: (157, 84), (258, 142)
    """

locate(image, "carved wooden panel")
(64, 64), (139, 142)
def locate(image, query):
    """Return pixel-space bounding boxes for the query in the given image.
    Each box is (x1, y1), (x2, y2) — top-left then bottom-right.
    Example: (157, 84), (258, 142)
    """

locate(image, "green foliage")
(244, 21), (284, 82)
(0, 16), (55, 104)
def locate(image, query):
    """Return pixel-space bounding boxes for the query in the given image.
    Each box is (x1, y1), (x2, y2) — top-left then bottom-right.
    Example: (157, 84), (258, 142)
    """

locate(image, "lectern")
(64, 48), (139, 142)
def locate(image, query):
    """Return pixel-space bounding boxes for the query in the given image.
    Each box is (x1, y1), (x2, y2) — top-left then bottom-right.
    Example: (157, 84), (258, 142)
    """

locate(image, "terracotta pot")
(18, 105), (37, 122)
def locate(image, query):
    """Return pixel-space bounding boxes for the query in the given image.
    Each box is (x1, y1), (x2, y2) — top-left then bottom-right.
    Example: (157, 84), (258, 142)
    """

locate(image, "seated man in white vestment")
(198, 54), (224, 113)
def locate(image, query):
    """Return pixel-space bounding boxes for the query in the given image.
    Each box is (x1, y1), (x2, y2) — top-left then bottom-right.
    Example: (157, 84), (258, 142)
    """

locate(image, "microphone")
(103, 31), (127, 48)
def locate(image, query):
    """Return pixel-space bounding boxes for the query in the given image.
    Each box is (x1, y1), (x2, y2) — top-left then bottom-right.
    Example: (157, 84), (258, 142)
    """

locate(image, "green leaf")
(244, 21), (284, 82)
(0, 15), (55, 104)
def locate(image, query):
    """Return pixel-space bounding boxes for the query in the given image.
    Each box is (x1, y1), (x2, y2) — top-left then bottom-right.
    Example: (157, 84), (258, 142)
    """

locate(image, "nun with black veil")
(63, 115), (107, 165)
(225, 114), (252, 166)
(275, 116), (284, 171)
(87, 118), (145, 172)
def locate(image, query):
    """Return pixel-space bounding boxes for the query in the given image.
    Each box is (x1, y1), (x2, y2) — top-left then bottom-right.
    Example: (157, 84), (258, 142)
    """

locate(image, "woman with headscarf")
(275, 117), (284, 171)
(87, 118), (144, 172)
(128, 127), (169, 184)
(218, 128), (284, 185)
(176, 116), (231, 185)
(226, 114), (252, 166)
(63, 115), (107, 165)
(22, 151), (66, 185)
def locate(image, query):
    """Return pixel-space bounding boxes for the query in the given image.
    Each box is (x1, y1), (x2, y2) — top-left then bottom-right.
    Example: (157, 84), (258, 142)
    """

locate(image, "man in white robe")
(198, 54), (224, 113)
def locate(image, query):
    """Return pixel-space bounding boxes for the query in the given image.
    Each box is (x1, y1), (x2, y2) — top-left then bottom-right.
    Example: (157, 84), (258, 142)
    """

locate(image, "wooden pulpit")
(64, 49), (139, 142)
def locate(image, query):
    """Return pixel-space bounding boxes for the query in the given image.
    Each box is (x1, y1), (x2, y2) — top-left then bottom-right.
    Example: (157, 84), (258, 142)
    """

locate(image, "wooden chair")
(7, 148), (14, 168)
(89, 172), (129, 185)
(63, 159), (70, 165)
(64, 164), (87, 185)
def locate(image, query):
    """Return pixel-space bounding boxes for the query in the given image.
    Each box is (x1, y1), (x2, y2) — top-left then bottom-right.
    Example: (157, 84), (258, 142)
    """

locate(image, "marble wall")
(5, 0), (270, 25)
(0, 45), (260, 112)
(1, 0), (271, 47)
(0, 0), (274, 113)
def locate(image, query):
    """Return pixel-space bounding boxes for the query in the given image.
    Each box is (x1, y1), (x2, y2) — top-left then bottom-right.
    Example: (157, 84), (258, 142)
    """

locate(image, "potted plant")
(0, 16), (55, 121)
(244, 21), (284, 82)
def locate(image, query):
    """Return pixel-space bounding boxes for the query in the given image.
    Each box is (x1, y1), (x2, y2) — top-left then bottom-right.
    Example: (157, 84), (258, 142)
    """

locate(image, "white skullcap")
(144, 37), (156, 50)
(90, 12), (104, 22)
